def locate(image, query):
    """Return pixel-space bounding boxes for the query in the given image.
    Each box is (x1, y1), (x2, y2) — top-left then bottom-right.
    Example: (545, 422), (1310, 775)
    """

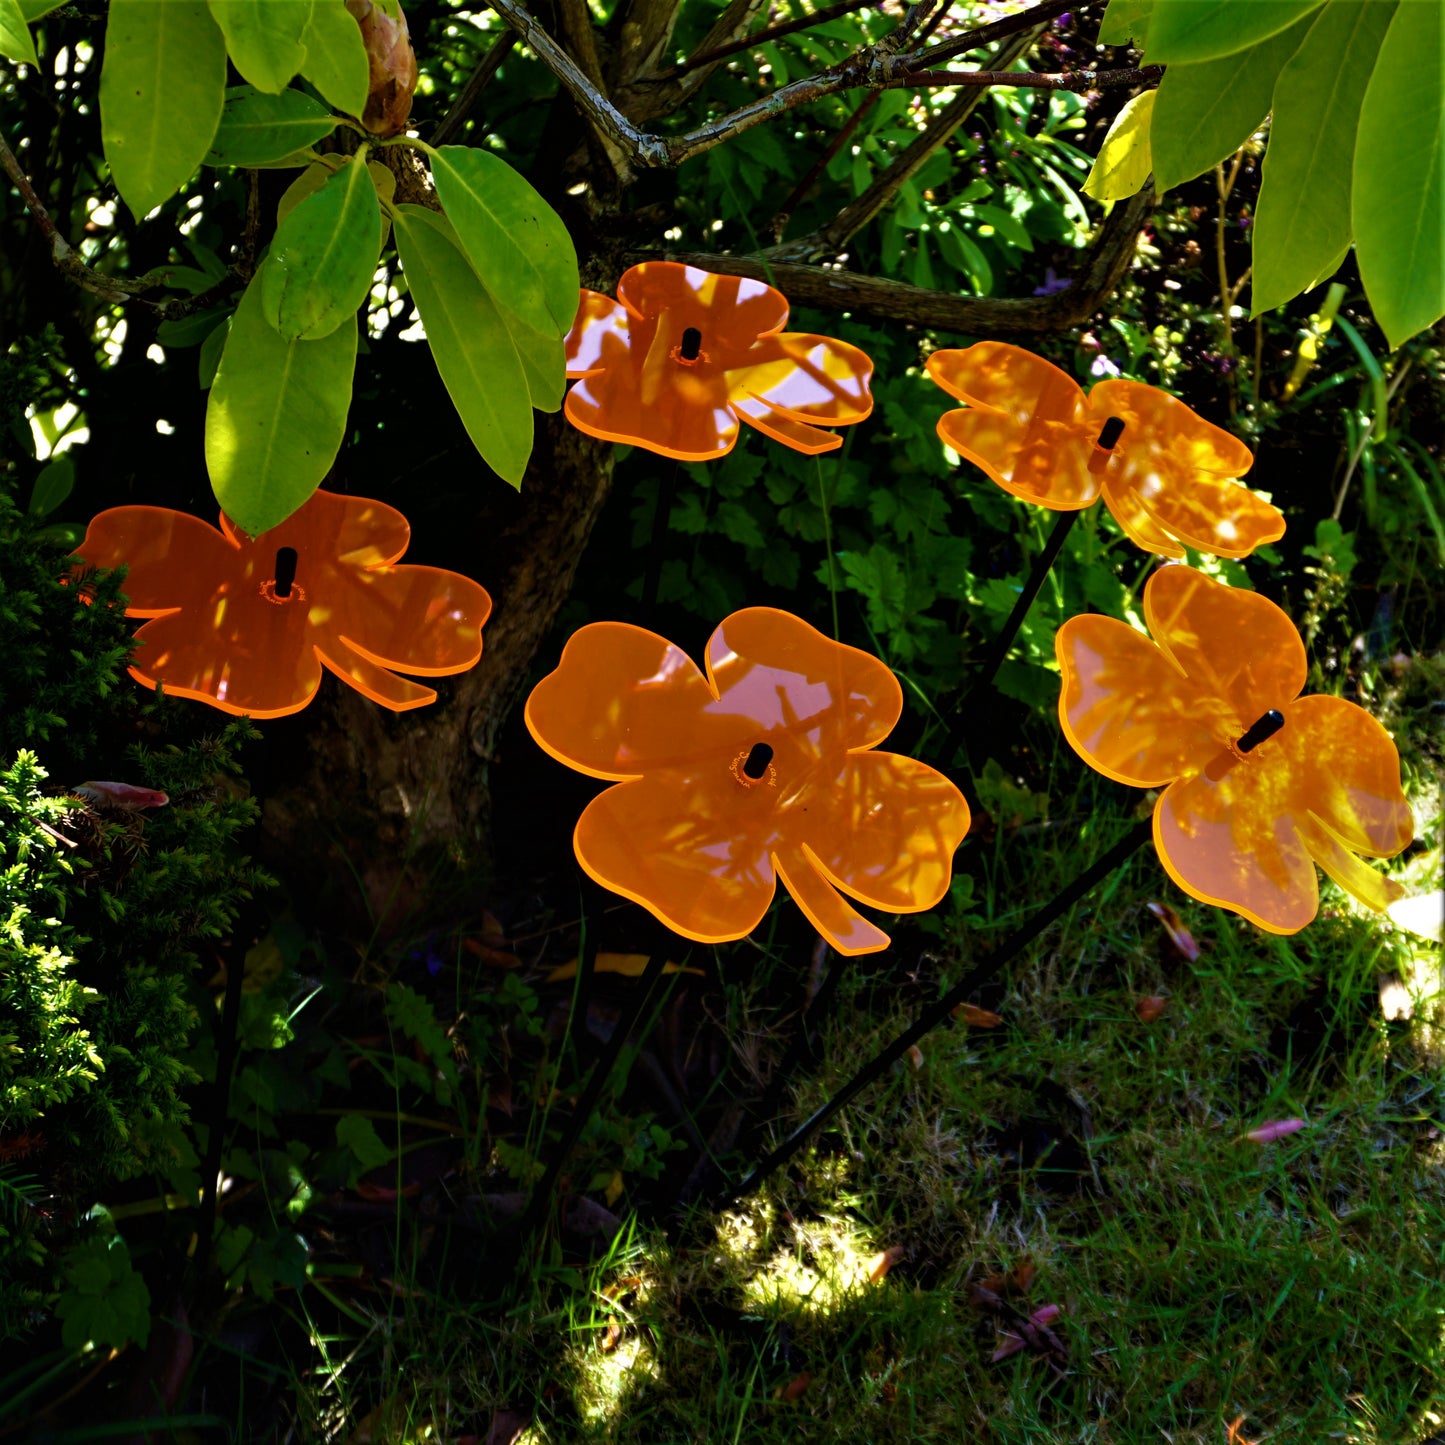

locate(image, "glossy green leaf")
(100, 0), (226, 217)
(19, 0), (63, 17)
(1098, 0), (1152, 47)
(1083, 89), (1155, 202)
(261, 151), (380, 340)
(1144, 0), (1323, 63)
(206, 86), (338, 167)
(198, 314), (230, 390)
(1354, 0), (1445, 349)
(301, 0), (369, 117)
(0, 0), (37, 66)
(393, 206), (533, 487)
(157, 306), (231, 348)
(1251, 1), (1397, 316)
(1149, 16), (1310, 192)
(429, 146), (580, 338)
(504, 313), (566, 414)
(28, 456), (73, 517)
(276, 161), (333, 226)
(206, 269), (357, 535)
(206, 0), (312, 94)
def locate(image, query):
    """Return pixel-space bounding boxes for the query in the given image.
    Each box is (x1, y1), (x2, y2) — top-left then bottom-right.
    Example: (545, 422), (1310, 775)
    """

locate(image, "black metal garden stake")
(722, 819), (1152, 1204)
(518, 934), (673, 1244)
(935, 416), (1127, 769)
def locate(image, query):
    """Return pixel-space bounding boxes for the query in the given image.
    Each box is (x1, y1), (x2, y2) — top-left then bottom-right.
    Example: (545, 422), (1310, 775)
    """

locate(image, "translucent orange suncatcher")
(926, 341), (1284, 559)
(76, 488), (492, 718)
(525, 607), (971, 955)
(1055, 565), (1412, 932)
(563, 262), (875, 461)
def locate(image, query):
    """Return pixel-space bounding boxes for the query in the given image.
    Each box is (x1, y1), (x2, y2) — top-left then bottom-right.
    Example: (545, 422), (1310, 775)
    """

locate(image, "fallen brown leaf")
(545, 952), (703, 983)
(866, 1245), (907, 1283)
(953, 1003), (1004, 1028)
(776, 1372), (812, 1401)
(905, 1045), (924, 1071)
(1136, 994), (1169, 1023)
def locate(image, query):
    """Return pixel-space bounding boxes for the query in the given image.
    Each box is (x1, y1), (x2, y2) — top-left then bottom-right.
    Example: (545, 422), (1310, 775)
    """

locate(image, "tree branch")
(557, 0), (610, 92)
(772, 21), (1040, 259)
(430, 29), (518, 146)
(909, 0), (1083, 68)
(661, 0), (883, 78)
(495, 0), (1156, 170)
(767, 90), (880, 241)
(765, 0), (956, 241)
(0, 129), (241, 317)
(617, 0), (768, 123)
(489, 0), (669, 172)
(610, 0), (685, 91)
(638, 184), (1154, 332)
(882, 64), (1159, 91)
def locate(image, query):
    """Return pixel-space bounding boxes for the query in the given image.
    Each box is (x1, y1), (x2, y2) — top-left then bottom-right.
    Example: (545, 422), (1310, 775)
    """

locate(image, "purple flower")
(1032, 267), (1073, 297)
(1090, 354), (1121, 378)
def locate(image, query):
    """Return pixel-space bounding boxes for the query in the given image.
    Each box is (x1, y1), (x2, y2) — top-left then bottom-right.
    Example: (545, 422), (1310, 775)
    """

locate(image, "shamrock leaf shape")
(926, 341), (1283, 558)
(1056, 565), (1412, 933)
(563, 261), (874, 461)
(525, 607), (970, 955)
(77, 488), (492, 718)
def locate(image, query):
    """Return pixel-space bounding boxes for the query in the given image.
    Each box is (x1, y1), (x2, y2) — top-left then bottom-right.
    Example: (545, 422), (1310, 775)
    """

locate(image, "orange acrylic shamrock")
(925, 341), (1283, 559)
(525, 607), (970, 955)
(1056, 565), (1412, 933)
(562, 262), (874, 461)
(76, 488), (492, 718)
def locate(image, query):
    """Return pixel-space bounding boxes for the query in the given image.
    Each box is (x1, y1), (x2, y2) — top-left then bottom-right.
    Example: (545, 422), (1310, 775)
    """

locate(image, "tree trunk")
(258, 410), (616, 930)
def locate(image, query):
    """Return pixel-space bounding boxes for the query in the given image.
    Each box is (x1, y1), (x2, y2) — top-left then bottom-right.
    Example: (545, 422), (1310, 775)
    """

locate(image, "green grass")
(262, 740), (1443, 1445)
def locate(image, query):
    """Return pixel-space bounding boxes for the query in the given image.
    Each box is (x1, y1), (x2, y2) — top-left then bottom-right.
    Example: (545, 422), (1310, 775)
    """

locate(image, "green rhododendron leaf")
(0, 0), (37, 65)
(1083, 89), (1155, 202)
(206, 270), (358, 534)
(207, 0), (312, 93)
(261, 151), (380, 341)
(1144, 0), (1323, 63)
(429, 145), (580, 338)
(276, 161), (334, 226)
(300, 0), (369, 116)
(1354, 1), (1445, 348)
(1097, 0), (1151, 47)
(1149, 16), (1311, 192)
(100, 0), (226, 217)
(1251, 1), (1398, 316)
(393, 205), (533, 487)
(505, 315), (567, 414)
(206, 86), (338, 167)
